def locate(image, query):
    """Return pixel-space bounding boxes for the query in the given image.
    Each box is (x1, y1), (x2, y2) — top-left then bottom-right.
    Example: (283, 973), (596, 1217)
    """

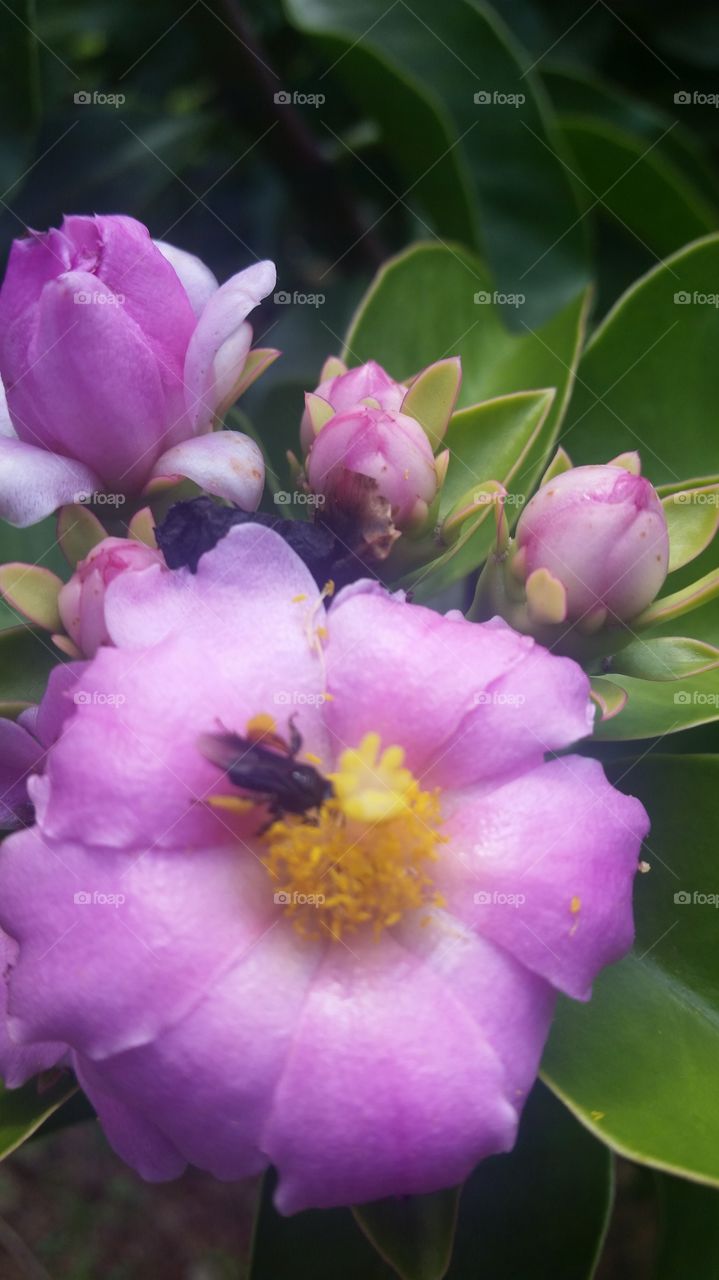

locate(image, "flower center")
(262, 732), (445, 940)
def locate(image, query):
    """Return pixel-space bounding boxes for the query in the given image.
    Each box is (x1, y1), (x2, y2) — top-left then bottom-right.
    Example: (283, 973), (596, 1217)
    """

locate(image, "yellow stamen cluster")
(262, 732), (445, 940)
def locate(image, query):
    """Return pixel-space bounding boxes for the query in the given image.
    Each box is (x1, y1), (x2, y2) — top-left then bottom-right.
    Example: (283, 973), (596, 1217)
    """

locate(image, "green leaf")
(401, 358), (461, 450)
(0, 0), (40, 193)
(591, 668), (719, 739)
(543, 755), (719, 1186)
(57, 504), (107, 567)
(0, 626), (64, 714)
(559, 115), (716, 260)
(0, 564), (63, 631)
(354, 1188), (459, 1280)
(544, 67), (719, 213)
(446, 1083), (612, 1280)
(285, 0), (589, 325)
(0, 1073), (77, 1162)
(0, 516), (69, 632)
(402, 390), (554, 600)
(249, 1172), (395, 1280)
(655, 1173), (719, 1278)
(611, 636), (719, 682)
(440, 390), (555, 518)
(663, 486), (719, 572)
(563, 235), (719, 484)
(345, 242), (589, 490)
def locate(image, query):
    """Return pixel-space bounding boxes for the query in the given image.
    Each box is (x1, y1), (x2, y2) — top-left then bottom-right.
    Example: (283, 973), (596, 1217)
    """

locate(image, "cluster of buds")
(297, 356), (458, 560)
(474, 452), (670, 659)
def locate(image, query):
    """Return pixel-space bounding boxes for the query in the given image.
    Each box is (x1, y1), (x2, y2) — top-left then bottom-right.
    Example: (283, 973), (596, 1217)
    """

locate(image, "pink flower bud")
(300, 360), (406, 453)
(305, 405), (439, 550)
(515, 463), (669, 623)
(58, 538), (164, 657)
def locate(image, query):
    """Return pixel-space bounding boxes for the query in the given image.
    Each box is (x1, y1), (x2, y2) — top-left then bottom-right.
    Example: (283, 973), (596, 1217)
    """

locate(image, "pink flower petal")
(70, 925), (322, 1181)
(0, 930), (65, 1087)
(0, 828), (275, 1058)
(440, 754), (647, 999)
(263, 932), (517, 1212)
(183, 261), (276, 431)
(41, 528), (328, 849)
(150, 431), (265, 510)
(325, 584), (592, 785)
(0, 436), (101, 527)
(153, 239), (218, 319)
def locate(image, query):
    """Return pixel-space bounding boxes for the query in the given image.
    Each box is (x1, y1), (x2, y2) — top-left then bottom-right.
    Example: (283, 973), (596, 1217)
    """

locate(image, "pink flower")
(58, 537), (165, 657)
(0, 528), (647, 1211)
(515, 461), (669, 624)
(300, 359), (406, 453)
(0, 215), (275, 526)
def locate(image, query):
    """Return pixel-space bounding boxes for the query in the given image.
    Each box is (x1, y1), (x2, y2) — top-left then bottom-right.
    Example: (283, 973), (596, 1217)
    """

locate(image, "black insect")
(199, 717), (333, 822)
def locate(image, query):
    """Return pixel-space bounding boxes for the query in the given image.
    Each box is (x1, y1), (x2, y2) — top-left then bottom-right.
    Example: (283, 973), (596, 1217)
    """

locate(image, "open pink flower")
(0, 215), (274, 526)
(0, 527), (647, 1211)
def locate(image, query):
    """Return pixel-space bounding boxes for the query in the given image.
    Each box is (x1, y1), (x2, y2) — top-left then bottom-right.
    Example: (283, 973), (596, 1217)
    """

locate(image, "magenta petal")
(154, 240), (218, 319)
(395, 912), (556, 1105)
(0, 828), (276, 1057)
(0, 931), (65, 1087)
(74, 1054), (186, 1180)
(325, 584), (592, 784)
(0, 718), (44, 828)
(68, 926), (322, 1181)
(10, 271), (170, 491)
(150, 431), (265, 510)
(41, 528), (328, 849)
(0, 378), (14, 437)
(183, 261), (276, 431)
(62, 215), (196, 385)
(105, 522), (321, 648)
(0, 436), (101, 527)
(264, 933), (517, 1213)
(441, 755), (647, 998)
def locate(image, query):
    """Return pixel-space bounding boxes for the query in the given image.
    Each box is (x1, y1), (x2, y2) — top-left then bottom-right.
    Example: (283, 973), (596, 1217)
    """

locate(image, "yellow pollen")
(246, 713), (277, 740)
(570, 895), (581, 914)
(262, 732), (445, 940)
(209, 795), (254, 814)
(291, 593), (307, 603)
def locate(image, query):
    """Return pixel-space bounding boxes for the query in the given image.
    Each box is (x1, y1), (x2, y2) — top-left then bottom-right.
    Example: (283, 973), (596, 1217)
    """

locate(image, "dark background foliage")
(2, 0), (719, 1275)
